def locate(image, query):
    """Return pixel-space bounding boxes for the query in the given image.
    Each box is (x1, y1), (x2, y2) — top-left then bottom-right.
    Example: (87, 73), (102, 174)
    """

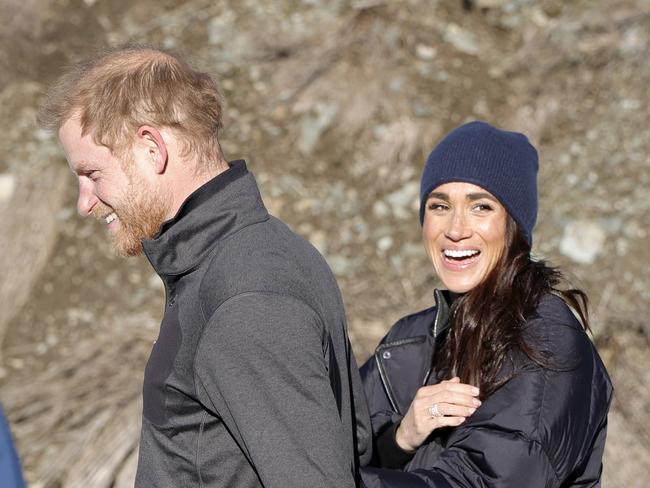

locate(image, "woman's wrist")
(375, 421), (417, 469)
(394, 422), (417, 453)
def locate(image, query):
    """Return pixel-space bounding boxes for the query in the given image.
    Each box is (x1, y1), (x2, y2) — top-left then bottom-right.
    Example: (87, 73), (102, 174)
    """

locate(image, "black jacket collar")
(432, 289), (455, 337)
(142, 160), (269, 276)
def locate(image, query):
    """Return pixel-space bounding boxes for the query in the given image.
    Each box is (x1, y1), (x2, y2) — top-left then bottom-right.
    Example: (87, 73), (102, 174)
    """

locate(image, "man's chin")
(110, 233), (145, 257)
(114, 245), (144, 257)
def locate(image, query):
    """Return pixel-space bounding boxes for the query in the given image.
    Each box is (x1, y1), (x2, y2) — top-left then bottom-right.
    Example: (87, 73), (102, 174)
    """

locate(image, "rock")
(442, 24), (480, 56)
(620, 99), (642, 111)
(148, 274), (164, 291)
(474, 0), (511, 7)
(559, 219), (606, 265)
(620, 26), (646, 54)
(413, 102), (433, 117)
(381, 25), (402, 49)
(600, 217), (623, 234)
(0, 173), (16, 202)
(415, 44), (437, 61)
(309, 229), (328, 254)
(473, 98), (490, 117)
(207, 10), (255, 64)
(376, 235), (393, 251)
(385, 181), (420, 219)
(297, 102), (339, 154)
(388, 77), (405, 93)
(327, 255), (352, 276)
(372, 200), (390, 218)
(623, 220), (646, 239)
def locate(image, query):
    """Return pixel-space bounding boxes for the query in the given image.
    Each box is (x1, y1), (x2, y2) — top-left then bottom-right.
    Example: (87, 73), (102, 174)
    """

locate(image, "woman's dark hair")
(436, 216), (589, 399)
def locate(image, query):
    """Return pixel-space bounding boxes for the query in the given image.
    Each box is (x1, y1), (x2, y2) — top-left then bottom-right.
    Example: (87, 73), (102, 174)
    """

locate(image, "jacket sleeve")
(565, 417), (608, 487)
(360, 364), (576, 487)
(194, 292), (357, 488)
(350, 345), (375, 468)
(361, 426), (558, 488)
(374, 421), (417, 469)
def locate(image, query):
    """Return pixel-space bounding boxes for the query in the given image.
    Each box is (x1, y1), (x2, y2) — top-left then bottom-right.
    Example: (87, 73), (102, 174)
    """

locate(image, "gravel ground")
(0, 0), (648, 486)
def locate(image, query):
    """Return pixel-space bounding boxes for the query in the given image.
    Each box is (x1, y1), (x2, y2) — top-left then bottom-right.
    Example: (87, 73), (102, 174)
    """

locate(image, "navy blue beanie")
(419, 121), (539, 245)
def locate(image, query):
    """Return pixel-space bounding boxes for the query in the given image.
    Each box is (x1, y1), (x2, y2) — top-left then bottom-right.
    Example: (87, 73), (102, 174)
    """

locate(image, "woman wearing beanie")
(359, 121), (612, 487)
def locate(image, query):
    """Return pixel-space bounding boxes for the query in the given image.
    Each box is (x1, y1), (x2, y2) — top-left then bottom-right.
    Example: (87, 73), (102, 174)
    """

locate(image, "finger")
(432, 391), (482, 408)
(417, 382), (480, 398)
(412, 397), (480, 422)
(415, 388), (481, 408)
(439, 381), (480, 396)
(429, 403), (477, 418)
(419, 402), (474, 420)
(414, 393), (479, 411)
(432, 416), (467, 428)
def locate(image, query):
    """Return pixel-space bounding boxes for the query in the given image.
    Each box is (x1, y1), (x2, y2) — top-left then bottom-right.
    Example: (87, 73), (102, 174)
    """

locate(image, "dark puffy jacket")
(360, 290), (613, 488)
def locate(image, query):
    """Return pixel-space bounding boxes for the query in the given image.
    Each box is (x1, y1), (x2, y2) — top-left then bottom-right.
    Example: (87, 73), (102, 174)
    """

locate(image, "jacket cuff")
(376, 421), (415, 469)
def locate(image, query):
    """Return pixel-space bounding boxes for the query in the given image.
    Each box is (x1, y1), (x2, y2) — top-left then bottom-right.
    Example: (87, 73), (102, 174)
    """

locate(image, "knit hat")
(419, 121), (539, 245)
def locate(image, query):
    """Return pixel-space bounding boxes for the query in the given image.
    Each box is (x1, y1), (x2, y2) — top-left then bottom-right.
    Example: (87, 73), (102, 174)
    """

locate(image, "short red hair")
(39, 45), (225, 168)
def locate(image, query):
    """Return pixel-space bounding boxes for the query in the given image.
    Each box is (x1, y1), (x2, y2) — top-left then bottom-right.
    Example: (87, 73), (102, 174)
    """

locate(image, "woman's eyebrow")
(467, 192), (497, 202)
(427, 191), (449, 201)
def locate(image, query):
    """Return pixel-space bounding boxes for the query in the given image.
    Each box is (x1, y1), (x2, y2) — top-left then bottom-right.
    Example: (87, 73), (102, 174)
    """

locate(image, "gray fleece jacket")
(135, 160), (372, 487)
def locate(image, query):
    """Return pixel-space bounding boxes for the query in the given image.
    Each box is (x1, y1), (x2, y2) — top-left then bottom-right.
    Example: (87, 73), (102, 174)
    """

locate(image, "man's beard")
(93, 172), (170, 257)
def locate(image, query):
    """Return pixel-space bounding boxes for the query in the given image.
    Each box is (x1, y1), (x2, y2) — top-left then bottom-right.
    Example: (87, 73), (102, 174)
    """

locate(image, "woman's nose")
(445, 211), (471, 241)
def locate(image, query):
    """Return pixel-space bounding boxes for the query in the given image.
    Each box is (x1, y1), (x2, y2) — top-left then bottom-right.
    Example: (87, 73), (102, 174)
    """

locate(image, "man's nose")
(76, 179), (98, 216)
(445, 210), (471, 241)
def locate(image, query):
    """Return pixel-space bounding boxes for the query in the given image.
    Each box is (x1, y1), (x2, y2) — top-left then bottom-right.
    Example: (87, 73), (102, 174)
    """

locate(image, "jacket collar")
(373, 290), (455, 414)
(142, 160), (269, 276)
(432, 289), (455, 337)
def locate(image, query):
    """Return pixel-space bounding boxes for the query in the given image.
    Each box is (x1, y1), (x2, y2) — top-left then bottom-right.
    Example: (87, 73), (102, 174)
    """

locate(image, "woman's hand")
(395, 377), (481, 452)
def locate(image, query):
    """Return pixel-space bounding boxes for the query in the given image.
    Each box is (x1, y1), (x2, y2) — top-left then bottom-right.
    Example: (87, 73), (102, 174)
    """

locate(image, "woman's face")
(423, 182), (507, 293)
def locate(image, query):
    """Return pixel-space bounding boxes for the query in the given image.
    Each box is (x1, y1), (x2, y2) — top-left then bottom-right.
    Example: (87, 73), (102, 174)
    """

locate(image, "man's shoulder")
(198, 215), (339, 318)
(215, 214), (322, 263)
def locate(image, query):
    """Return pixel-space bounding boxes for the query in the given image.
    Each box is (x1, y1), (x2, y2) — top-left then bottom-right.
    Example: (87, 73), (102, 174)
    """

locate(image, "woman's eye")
(427, 202), (448, 211)
(473, 203), (493, 212)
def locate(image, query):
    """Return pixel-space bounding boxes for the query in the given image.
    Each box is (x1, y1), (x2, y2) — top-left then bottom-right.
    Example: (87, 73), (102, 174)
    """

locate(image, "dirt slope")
(0, 1), (648, 486)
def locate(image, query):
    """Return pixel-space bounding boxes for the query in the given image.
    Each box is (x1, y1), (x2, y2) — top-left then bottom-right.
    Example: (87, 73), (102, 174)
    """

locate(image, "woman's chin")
(439, 276), (481, 294)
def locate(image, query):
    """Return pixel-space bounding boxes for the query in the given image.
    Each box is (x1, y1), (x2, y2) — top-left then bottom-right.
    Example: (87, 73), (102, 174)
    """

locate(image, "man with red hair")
(40, 46), (371, 488)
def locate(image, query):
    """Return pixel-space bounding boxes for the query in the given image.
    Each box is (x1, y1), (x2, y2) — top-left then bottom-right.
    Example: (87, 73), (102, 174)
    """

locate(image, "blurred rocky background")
(0, 0), (648, 486)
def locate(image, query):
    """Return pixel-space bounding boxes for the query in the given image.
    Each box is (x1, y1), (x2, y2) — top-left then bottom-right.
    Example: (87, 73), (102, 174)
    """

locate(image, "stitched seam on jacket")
(193, 373), (264, 485)
(195, 410), (207, 488)
(533, 321), (562, 484)
(375, 354), (400, 414)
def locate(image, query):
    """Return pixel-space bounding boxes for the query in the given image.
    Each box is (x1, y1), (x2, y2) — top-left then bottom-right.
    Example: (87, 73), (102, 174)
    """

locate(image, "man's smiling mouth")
(105, 212), (117, 224)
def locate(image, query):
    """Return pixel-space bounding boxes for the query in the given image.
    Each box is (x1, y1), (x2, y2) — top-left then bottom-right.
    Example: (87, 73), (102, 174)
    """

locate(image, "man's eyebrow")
(71, 160), (92, 173)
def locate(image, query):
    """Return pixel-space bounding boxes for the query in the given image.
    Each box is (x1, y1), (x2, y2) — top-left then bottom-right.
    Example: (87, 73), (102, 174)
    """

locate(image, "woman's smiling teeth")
(443, 249), (480, 260)
(105, 212), (117, 224)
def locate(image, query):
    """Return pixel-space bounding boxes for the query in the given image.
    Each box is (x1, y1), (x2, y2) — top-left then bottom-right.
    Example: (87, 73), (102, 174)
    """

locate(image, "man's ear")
(137, 125), (168, 174)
